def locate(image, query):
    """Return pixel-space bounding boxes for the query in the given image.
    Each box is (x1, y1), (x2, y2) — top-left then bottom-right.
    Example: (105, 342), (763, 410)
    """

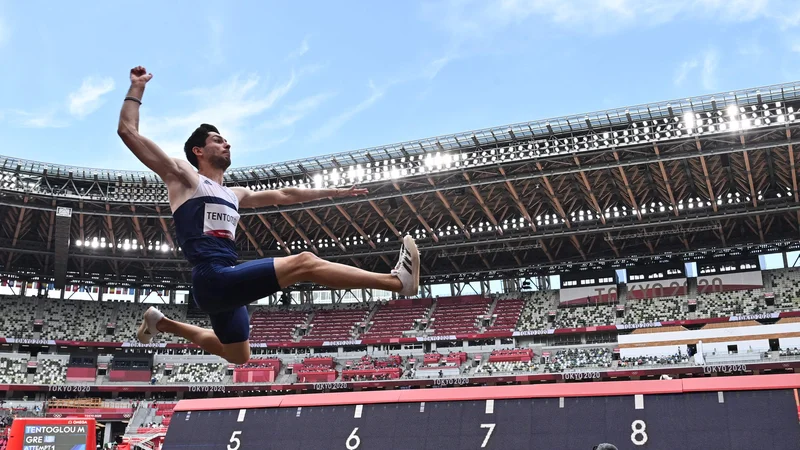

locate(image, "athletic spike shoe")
(391, 235), (420, 296)
(137, 306), (164, 344)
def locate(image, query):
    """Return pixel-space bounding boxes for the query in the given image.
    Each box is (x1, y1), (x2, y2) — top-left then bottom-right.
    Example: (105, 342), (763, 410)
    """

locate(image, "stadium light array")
(74, 236), (175, 252)
(266, 100), (796, 193)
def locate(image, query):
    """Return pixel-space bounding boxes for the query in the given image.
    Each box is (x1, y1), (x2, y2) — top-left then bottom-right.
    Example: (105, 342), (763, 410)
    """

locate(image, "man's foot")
(392, 235), (420, 296)
(137, 306), (165, 344)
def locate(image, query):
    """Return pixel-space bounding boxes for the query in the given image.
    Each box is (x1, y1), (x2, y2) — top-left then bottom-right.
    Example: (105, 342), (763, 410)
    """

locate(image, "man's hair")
(184, 124), (220, 168)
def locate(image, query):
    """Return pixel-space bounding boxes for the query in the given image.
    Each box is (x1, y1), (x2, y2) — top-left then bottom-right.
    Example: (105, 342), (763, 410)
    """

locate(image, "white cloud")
(674, 59), (698, 86)
(8, 109), (68, 128)
(140, 72), (296, 157)
(301, 53), (451, 143)
(428, 0), (679, 37)
(288, 36), (310, 59)
(424, 55), (455, 80)
(694, 0), (769, 22)
(309, 81), (385, 142)
(260, 92), (336, 130)
(68, 77), (115, 119)
(701, 49), (718, 90)
(673, 49), (718, 90)
(429, 0), (800, 37)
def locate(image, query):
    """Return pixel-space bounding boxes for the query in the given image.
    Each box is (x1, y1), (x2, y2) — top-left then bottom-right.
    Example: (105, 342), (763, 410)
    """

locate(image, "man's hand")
(334, 186), (369, 197)
(130, 66), (153, 86)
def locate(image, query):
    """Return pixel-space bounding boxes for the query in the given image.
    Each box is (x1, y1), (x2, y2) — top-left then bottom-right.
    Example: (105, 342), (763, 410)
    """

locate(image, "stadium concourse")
(1, 83), (800, 448)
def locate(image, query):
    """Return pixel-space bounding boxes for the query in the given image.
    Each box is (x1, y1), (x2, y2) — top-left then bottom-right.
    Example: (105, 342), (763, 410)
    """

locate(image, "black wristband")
(124, 96), (142, 105)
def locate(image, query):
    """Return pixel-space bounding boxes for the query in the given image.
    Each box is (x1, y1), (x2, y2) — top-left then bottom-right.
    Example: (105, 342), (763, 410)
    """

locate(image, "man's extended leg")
(137, 307), (250, 364)
(275, 235), (420, 295)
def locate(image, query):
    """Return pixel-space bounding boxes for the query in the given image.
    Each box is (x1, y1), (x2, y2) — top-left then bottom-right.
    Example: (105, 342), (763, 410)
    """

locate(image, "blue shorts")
(191, 258), (282, 344)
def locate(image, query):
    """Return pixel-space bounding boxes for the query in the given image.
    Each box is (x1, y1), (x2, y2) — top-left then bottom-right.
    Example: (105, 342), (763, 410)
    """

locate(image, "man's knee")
(222, 344), (250, 365)
(227, 354), (249, 365)
(295, 251), (320, 274)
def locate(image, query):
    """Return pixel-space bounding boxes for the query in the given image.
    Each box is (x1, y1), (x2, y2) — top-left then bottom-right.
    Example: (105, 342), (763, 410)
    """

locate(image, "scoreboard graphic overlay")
(7, 418), (95, 450)
(164, 374), (800, 450)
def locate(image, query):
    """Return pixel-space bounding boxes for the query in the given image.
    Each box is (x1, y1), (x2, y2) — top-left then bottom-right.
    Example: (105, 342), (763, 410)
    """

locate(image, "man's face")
(199, 132), (231, 170)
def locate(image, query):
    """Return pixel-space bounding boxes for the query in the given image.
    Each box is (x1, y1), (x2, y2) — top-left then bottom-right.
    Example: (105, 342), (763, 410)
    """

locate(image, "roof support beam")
(573, 156), (619, 258)
(7, 198), (28, 268)
(104, 204), (120, 275)
(498, 167), (554, 262)
(785, 128), (800, 236)
(334, 204), (394, 268)
(368, 200), (401, 238)
(335, 205), (377, 249)
(128, 205), (154, 279)
(740, 144), (759, 208)
(427, 177), (470, 239)
(652, 144), (680, 216)
(46, 200), (56, 251)
(237, 220), (264, 257)
(104, 205), (117, 255)
(392, 181), (438, 243)
(464, 172), (500, 235)
(477, 252), (491, 269)
(535, 162), (586, 260)
(694, 137), (719, 213)
(755, 216), (765, 243)
(788, 129), (799, 203)
(305, 209), (346, 252)
(280, 212), (319, 253)
(129, 206), (148, 257)
(535, 162), (571, 226)
(78, 200), (86, 242)
(255, 214), (291, 256)
(740, 145), (763, 244)
(612, 152), (643, 220)
(154, 205), (177, 257)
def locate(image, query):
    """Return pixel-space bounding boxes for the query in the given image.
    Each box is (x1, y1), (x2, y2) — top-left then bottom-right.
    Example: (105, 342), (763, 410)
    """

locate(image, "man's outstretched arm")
(234, 185), (368, 208)
(117, 66), (189, 183)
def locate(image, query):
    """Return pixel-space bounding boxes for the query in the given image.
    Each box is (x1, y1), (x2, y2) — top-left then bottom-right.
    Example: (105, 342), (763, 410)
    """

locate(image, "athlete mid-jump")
(118, 66), (420, 364)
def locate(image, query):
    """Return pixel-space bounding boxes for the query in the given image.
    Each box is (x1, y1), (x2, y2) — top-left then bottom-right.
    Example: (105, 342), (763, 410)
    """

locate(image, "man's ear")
(193, 146), (204, 159)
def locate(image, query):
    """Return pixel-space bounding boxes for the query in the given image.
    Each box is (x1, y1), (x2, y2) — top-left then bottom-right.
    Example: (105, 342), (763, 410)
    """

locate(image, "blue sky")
(2, 0), (800, 170)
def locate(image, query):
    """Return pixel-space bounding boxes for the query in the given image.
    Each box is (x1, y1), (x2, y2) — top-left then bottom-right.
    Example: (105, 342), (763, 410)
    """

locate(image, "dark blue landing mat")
(162, 389), (800, 449)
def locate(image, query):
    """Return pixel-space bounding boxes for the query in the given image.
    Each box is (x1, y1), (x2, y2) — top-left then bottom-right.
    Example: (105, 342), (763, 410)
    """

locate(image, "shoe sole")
(136, 307), (155, 344)
(403, 235), (420, 296)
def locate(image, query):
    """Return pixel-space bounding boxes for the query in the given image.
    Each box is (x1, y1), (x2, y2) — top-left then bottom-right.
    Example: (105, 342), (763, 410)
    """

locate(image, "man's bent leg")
(274, 235), (419, 295)
(154, 307), (251, 364)
(275, 254), (401, 291)
(155, 318), (225, 356)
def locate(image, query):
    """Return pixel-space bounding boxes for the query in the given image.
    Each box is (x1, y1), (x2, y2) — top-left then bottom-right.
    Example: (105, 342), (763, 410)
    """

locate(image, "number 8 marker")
(631, 420), (648, 446)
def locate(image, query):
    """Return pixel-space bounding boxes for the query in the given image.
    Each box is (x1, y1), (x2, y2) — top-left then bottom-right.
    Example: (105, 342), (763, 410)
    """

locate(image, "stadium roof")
(1, 81), (800, 288)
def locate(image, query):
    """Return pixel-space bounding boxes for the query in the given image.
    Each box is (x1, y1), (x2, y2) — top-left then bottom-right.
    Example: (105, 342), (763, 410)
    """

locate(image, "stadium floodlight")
(683, 112), (695, 131)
